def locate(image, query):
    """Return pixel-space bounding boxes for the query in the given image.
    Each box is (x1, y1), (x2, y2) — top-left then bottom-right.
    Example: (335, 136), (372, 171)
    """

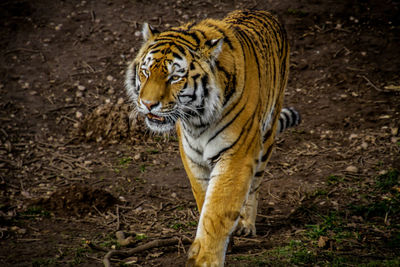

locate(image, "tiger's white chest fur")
(181, 125), (230, 169)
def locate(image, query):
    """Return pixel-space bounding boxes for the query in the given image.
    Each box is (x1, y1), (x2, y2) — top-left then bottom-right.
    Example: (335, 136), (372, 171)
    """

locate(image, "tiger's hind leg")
(235, 171), (264, 236)
(236, 142), (274, 237)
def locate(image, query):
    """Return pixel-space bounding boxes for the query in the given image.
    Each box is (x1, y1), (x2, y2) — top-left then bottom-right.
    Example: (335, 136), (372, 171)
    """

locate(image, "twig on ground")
(4, 48), (42, 55)
(86, 240), (109, 252)
(115, 205), (120, 231)
(46, 104), (80, 114)
(102, 236), (192, 267)
(119, 15), (138, 28)
(360, 75), (383, 92)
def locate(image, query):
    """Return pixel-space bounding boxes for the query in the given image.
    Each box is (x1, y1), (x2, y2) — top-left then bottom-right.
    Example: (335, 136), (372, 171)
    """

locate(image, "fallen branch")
(103, 236), (192, 267)
(360, 76), (400, 93)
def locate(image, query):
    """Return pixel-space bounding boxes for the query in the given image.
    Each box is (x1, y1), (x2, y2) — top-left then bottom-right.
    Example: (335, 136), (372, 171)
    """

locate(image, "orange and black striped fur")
(126, 10), (299, 267)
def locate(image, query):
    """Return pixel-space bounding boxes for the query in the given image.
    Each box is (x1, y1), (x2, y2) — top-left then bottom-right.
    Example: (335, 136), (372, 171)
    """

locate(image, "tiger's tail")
(276, 107), (301, 134)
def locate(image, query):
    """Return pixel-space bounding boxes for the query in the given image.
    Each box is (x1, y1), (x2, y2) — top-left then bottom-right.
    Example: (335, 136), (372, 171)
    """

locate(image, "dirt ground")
(1, 0), (400, 266)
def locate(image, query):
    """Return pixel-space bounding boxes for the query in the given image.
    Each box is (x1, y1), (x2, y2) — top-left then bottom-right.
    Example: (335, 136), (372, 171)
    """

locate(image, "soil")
(1, 0), (399, 266)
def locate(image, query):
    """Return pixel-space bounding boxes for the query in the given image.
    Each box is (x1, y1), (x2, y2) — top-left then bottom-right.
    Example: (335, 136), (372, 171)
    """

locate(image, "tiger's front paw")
(186, 239), (224, 267)
(235, 217), (256, 237)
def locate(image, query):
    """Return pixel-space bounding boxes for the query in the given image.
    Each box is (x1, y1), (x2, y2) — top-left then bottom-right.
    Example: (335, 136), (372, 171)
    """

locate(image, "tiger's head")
(125, 23), (224, 133)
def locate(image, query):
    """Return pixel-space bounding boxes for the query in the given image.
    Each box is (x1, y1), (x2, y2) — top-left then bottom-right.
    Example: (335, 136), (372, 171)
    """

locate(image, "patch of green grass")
(20, 206), (50, 218)
(187, 221), (197, 227)
(118, 157), (132, 166)
(387, 231), (400, 248)
(146, 148), (159, 154)
(232, 236), (400, 266)
(100, 234), (121, 249)
(170, 222), (185, 230)
(306, 212), (343, 239)
(71, 247), (90, 265)
(170, 220), (197, 231)
(114, 156), (133, 173)
(349, 169), (400, 220)
(139, 164), (146, 173)
(327, 175), (344, 185)
(135, 233), (148, 241)
(232, 241), (317, 266)
(350, 199), (395, 219)
(32, 258), (56, 266)
(362, 258), (400, 267)
(134, 177), (147, 184)
(100, 239), (120, 249)
(287, 8), (308, 17)
(376, 169), (399, 191)
(310, 189), (328, 197)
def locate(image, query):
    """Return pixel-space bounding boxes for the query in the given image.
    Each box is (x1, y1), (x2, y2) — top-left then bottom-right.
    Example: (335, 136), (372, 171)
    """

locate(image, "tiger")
(125, 10), (300, 267)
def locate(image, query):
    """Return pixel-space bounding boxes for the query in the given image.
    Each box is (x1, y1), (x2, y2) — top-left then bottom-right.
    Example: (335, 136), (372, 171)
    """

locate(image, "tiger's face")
(126, 24), (224, 133)
(133, 46), (189, 132)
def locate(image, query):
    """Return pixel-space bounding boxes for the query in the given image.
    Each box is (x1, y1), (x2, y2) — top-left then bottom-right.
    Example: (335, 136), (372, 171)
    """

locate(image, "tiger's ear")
(142, 23), (159, 41)
(206, 38), (224, 60)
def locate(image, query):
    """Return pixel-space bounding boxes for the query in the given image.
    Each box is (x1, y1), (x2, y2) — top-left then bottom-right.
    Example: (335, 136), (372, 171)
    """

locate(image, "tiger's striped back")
(125, 10), (298, 267)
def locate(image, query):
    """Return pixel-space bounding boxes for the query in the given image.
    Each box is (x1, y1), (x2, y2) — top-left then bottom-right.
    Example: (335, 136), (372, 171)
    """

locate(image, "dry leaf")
(318, 236), (329, 248)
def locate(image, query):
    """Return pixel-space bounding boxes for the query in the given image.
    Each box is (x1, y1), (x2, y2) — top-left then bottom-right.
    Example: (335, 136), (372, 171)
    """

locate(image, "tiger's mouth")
(146, 113), (167, 124)
(144, 112), (176, 133)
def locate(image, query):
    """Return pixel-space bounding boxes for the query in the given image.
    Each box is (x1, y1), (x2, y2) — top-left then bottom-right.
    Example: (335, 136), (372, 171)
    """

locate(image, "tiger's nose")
(142, 100), (159, 111)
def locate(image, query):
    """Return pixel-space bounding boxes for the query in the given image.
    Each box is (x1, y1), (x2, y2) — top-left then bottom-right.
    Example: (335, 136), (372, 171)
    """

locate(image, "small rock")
(77, 85), (86, 91)
(345, 166), (358, 173)
(21, 191), (31, 198)
(55, 24), (63, 31)
(115, 231), (125, 241)
(361, 142), (368, 149)
(133, 153), (141, 160)
(379, 170), (388, 175)
(17, 228), (27, 235)
(349, 133), (358, 140)
(171, 192), (177, 198)
(106, 75), (114, 81)
(75, 111), (83, 119)
(83, 160), (92, 166)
